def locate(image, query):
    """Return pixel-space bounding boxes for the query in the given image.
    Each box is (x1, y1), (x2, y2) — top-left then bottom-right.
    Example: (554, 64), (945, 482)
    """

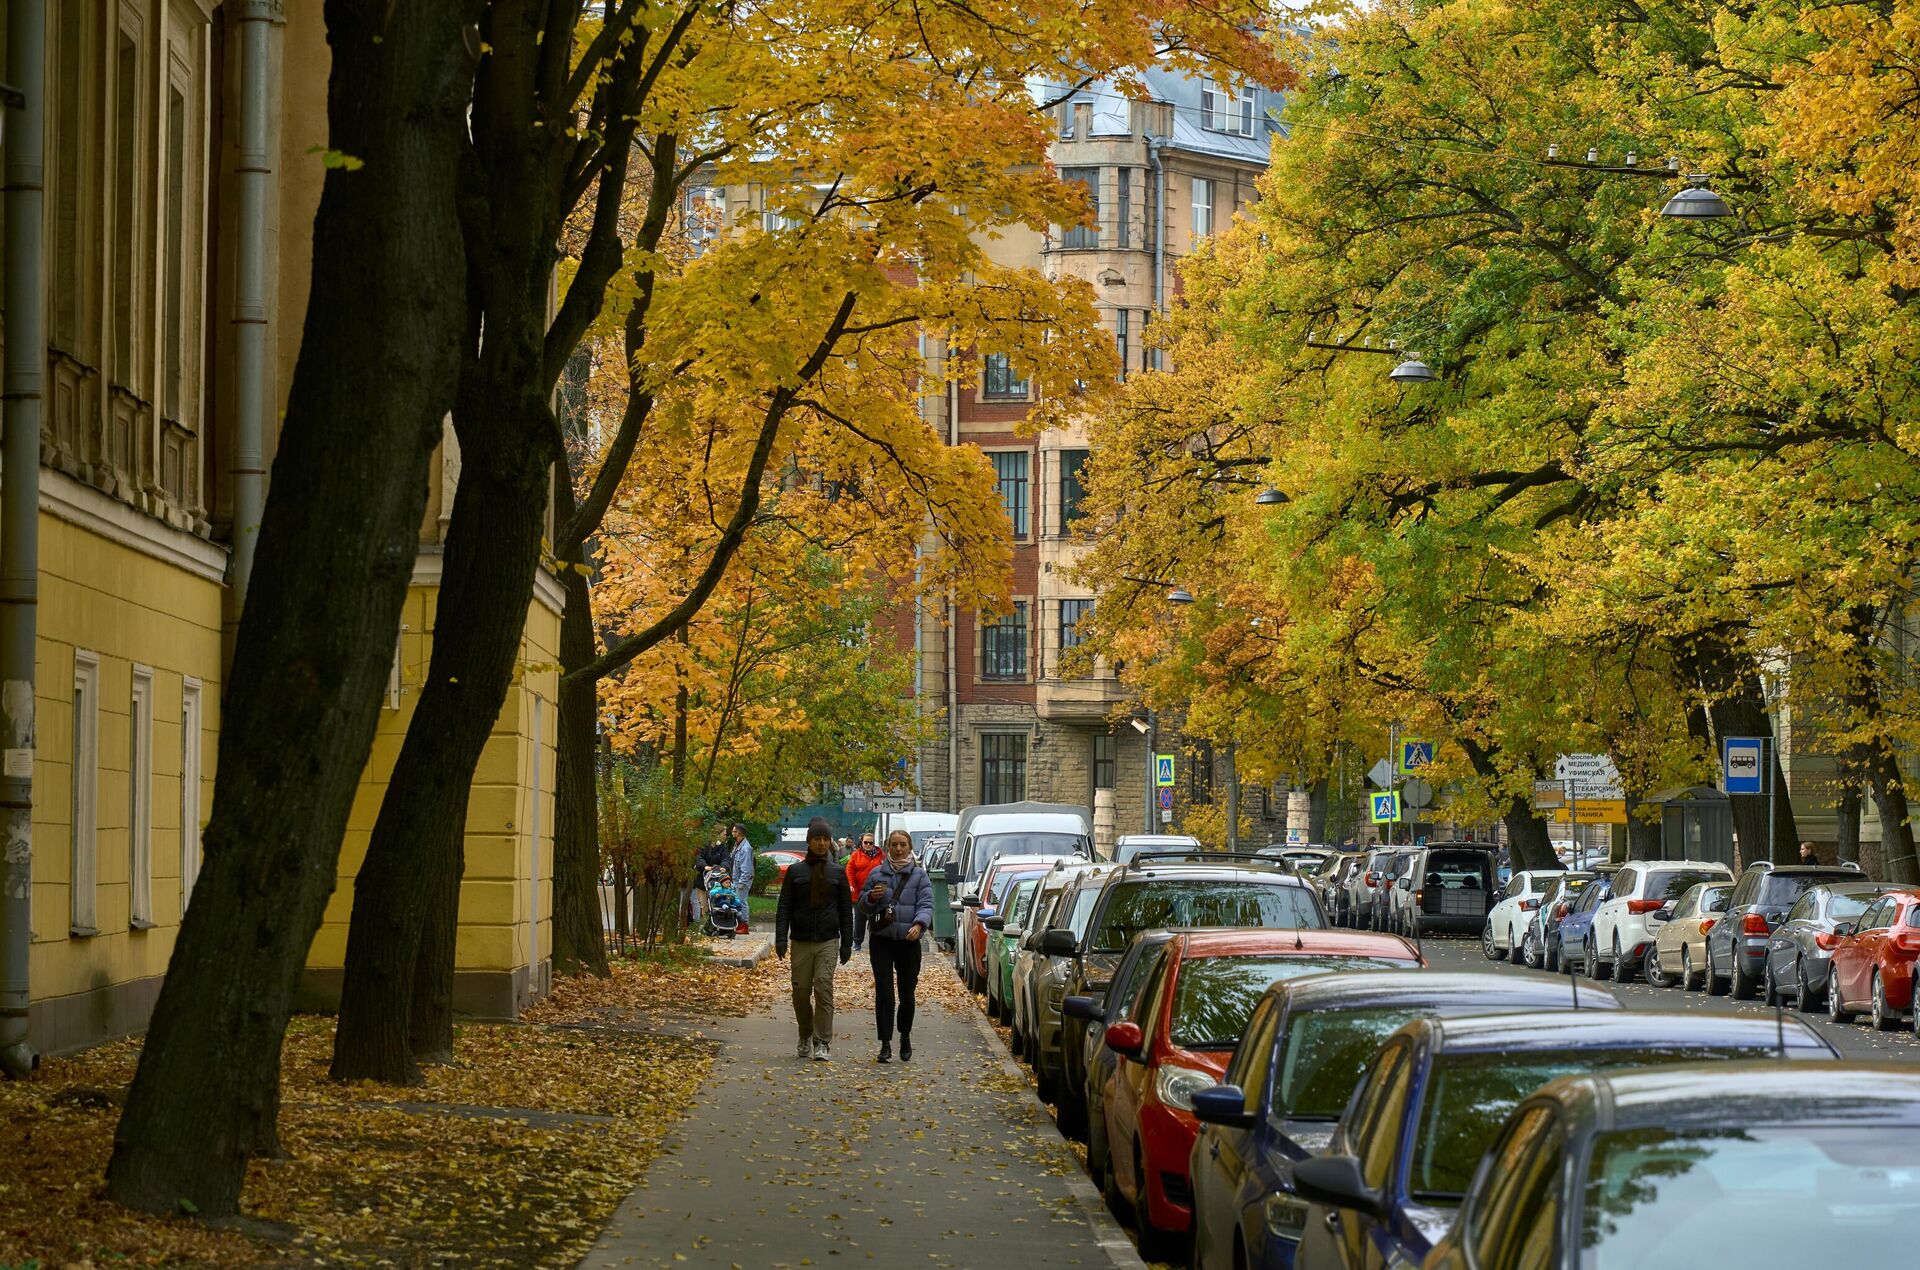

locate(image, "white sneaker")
(796, 1038), (813, 1059)
(812, 1039), (830, 1062)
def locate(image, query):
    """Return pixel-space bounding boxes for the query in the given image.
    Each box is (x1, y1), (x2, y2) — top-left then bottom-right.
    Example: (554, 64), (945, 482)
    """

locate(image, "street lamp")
(1387, 355), (1437, 384)
(1660, 174), (1732, 220)
(1167, 587), (1195, 604)
(1255, 487), (1287, 505)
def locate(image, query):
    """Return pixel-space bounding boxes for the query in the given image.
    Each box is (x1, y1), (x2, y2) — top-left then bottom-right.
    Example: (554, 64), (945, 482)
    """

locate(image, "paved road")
(580, 961), (1142, 1270)
(1421, 934), (1920, 1061)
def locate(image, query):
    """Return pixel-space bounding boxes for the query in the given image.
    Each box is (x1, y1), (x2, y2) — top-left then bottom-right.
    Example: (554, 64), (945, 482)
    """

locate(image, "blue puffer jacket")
(857, 860), (934, 940)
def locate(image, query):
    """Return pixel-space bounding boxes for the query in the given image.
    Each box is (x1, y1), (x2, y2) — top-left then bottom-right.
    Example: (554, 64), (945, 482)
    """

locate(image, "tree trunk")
(1683, 637), (1799, 865)
(105, 1), (475, 1216)
(1307, 777), (1329, 843)
(1501, 796), (1559, 872)
(1868, 755), (1920, 885)
(330, 382), (556, 1083)
(1836, 784), (1863, 864)
(550, 564), (608, 975)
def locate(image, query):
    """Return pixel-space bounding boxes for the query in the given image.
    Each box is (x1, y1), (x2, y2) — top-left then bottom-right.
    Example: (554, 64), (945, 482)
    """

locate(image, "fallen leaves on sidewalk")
(0, 954), (780, 1267)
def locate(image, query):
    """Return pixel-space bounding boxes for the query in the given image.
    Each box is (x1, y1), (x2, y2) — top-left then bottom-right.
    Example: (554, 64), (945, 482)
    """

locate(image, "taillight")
(1520, 898), (1540, 911)
(1895, 930), (1920, 953)
(1365, 873), (1378, 887)
(1415, 889), (1425, 905)
(1742, 914), (1770, 936)
(1814, 932), (1837, 951)
(1626, 900), (1664, 914)
(1700, 919), (1716, 936)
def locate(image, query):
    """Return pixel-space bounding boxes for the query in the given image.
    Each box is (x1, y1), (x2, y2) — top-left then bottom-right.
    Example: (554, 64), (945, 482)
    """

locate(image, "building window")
(112, 26), (143, 389)
(71, 652), (101, 935)
(163, 85), (187, 423)
(991, 450), (1030, 536)
(181, 677), (202, 907)
(1115, 311), (1129, 383)
(1094, 734), (1116, 792)
(52, 1), (92, 355)
(1201, 80), (1257, 137)
(981, 733), (1028, 804)
(1192, 177), (1214, 240)
(981, 601), (1030, 680)
(1190, 742), (1214, 801)
(1060, 448), (1090, 531)
(1061, 166), (1099, 249)
(982, 353), (1030, 401)
(1117, 168), (1132, 248)
(1060, 598), (1095, 650)
(129, 666), (154, 928)
(1143, 310), (1157, 372)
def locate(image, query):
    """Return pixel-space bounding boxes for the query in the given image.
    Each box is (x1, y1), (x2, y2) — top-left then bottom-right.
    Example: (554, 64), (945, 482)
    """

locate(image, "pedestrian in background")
(846, 831), (884, 952)
(776, 817), (853, 1060)
(1800, 841), (1820, 865)
(729, 823), (756, 930)
(859, 830), (933, 1063)
(692, 832), (728, 926)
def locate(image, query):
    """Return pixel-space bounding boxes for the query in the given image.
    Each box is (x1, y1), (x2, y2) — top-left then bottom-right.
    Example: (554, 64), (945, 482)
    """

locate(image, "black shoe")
(900, 1034), (912, 1063)
(877, 1041), (892, 1063)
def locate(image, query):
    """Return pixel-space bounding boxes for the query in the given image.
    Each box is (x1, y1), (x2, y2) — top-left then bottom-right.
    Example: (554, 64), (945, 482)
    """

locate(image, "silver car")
(1010, 862), (1101, 1057)
(1012, 862), (1116, 1097)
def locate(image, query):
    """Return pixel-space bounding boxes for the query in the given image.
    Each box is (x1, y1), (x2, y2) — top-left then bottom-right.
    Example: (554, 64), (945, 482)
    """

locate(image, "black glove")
(776, 944), (788, 960)
(839, 947), (851, 965)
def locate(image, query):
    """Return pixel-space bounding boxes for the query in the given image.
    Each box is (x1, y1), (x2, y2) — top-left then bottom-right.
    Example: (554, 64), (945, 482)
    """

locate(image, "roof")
(1116, 834), (1203, 845)
(1175, 928), (1421, 960)
(1545, 1063), (1920, 1130)
(1274, 970), (1625, 1012)
(1426, 1010), (1832, 1057)
(956, 800), (1092, 839)
(1118, 860), (1300, 881)
(986, 854), (1080, 872)
(1746, 864), (1871, 879)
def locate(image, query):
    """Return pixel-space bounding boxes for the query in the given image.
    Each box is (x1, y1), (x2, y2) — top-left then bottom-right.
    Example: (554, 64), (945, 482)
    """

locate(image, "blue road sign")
(1398, 739), (1434, 775)
(1370, 791), (1403, 824)
(1155, 754), (1176, 787)
(1722, 736), (1767, 795)
(1158, 787), (1175, 810)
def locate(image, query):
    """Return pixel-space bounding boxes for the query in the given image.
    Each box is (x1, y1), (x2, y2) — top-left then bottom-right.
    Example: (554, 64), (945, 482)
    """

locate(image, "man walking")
(846, 831), (884, 952)
(776, 818), (853, 1060)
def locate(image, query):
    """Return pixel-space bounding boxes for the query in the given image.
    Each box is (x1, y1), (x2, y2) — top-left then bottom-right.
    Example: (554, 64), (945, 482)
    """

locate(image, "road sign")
(1155, 754), (1176, 788)
(1367, 758), (1396, 789)
(1401, 777), (1433, 809)
(1158, 787), (1175, 811)
(1554, 753), (1620, 784)
(1567, 782), (1625, 801)
(1370, 791), (1402, 824)
(1550, 800), (1628, 825)
(1285, 827), (1308, 845)
(1160, 809), (1174, 824)
(1532, 780), (1567, 809)
(1722, 737), (1767, 795)
(1397, 739), (1433, 775)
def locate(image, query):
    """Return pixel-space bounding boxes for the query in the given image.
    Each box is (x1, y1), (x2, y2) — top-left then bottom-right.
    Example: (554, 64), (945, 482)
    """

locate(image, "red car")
(960, 856), (1057, 991)
(757, 850), (804, 885)
(1825, 886), (1920, 1031)
(1097, 928), (1425, 1252)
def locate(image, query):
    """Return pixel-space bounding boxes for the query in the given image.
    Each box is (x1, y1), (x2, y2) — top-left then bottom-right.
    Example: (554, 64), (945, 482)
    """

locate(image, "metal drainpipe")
(911, 550), (923, 812)
(230, 1), (280, 607)
(1, 0), (47, 1079)
(1146, 137), (1166, 366)
(946, 350), (960, 812)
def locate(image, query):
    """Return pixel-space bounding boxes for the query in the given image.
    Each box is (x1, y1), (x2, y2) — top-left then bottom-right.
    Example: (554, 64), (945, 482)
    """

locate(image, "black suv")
(1046, 856), (1325, 1138)
(1706, 861), (1866, 997)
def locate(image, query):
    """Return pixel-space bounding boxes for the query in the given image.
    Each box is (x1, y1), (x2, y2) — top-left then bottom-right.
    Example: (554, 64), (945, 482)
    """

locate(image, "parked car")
(1054, 859), (1326, 1134)
(1012, 862), (1117, 1096)
(1340, 849), (1393, 929)
(1265, 847), (1335, 874)
(755, 849), (805, 887)
(1646, 879), (1733, 989)
(1423, 1064), (1920, 1269)
(1289, 1011), (1836, 1270)
(1825, 887), (1920, 1030)
(946, 800), (1092, 898)
(1071, 930), (1178, 1195)
(958, 855), (1064, 993)
(1007, 864), (1088, 1058)
(1707, 862), (1867, 997)
(870, 809), (956, 859)
(1095, 929), (1424, 1255)
(1112, 833), (1204, 865)
(1763, 880), (1905, 1010)
(1384, 843), (1498, 937)
(1316, 853), (1364, 925)
(1560, 873), (1615, 977)
(1588, 860), (1733, 982)
(1482, 868), (1565, 960)
(1367, 849), (1419, 930)
(1185, 971), (1623, 1270)
(1521, 871), (1600, 969)
(983, 876), (1043, 1022)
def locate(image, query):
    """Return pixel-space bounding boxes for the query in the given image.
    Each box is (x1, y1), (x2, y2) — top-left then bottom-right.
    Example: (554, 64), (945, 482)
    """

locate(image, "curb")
(706, 937), (772, 968)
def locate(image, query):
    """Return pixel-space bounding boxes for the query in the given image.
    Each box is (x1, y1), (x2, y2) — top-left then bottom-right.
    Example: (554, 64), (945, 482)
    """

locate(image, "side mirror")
(1291, 1154), (1386, 1220)
(949, 901), (965, 912)
(1041, 929), (1079, 957)
(1103, 1020), (1145, 1057)
(1191, 1084), (1255, 1129)
(984, 916), (1005, 931)
(1005, 926), (1024, 941)
(963, 895), (983, 909)
(1835, 921), (1857, 937)
(944, 860), (960, 883)
(1062, 995), (1104, 1022)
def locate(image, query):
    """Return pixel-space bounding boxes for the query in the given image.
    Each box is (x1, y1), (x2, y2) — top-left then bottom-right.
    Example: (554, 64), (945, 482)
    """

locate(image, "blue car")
(1285, 1011), (1837, 1269)
(1186, 972), (1624, 1270)
(1555, 871), (1613, 975)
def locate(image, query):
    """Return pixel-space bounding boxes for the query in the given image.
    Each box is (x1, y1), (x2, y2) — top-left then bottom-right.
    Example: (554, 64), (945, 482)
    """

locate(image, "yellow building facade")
(13, 0), (558, 1056)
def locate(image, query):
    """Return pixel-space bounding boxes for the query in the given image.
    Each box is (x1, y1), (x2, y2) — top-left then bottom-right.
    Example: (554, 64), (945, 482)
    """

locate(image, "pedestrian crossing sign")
(1397, 739), (1434, 775)
(1155, 754), (1176, 787)
(1370, 791), (1402, 824)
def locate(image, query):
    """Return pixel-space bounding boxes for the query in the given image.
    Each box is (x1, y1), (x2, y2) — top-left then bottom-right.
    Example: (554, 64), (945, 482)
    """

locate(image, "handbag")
(876, 865), (913, 930)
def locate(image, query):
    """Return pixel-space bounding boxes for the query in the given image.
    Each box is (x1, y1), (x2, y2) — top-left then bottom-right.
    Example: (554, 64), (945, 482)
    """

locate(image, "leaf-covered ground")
(0, 949), (777, 1268)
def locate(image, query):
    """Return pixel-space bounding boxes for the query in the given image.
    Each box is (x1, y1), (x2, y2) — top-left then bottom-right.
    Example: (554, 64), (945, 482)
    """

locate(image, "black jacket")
(776, 855), (853, 957)
(698, 841), (730, 869)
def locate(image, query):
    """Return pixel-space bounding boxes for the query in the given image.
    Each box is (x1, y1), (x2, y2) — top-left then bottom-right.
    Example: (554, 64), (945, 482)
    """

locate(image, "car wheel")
(1797, 960), (1819, 1014)
(1584, 939), (1602, 981)
(1730, 958), (1759, 1001)
(1644, 944), (1668, 989)
(1613, 937), (1635, 984)
(1519, 926), (1539, 969)
(1704, 949), (1729, 996)
(1680, 946), (1698, 992)
(1088, 1112), (1110, 1190)
(1133, 1143), (1174, 1261)
(1828, 971), (1855, 1024)
(1059, 1087), (1088, 1141)
(1873, 971), (1900, 1032)
(1482, 920), (1502, 960)
(1545, 936), (1560, 973)
(1102, 1141), (1132, 1225)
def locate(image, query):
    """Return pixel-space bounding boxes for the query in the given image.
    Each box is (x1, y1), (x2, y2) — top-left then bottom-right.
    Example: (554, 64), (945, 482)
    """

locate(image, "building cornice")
(38, 467), (229, 585)
(411, 547), (567, 619)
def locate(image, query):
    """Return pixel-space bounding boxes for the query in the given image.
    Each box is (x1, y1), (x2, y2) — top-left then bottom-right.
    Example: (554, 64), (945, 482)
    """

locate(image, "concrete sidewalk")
(579, 962), (1143, 1270)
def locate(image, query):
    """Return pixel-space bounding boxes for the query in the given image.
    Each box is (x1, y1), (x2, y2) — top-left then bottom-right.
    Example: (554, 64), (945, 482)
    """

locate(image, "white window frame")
(71, 651), (101, 935)
(1192, 177), (1214, 240)
(180, 676), (202, 906)
(129, 665), (155, 927)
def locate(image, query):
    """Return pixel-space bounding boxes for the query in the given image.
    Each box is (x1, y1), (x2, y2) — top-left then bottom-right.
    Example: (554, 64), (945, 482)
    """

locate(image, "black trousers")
(869, 934), (922, 1042)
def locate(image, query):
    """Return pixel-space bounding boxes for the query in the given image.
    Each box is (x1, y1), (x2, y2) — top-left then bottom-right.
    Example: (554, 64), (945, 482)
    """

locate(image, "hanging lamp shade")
(1167, 588), (1195, 605)
(1255, 487), (1287, 506)
(1660, 176), (1731, 219)
(1388, 356), (1437, 383)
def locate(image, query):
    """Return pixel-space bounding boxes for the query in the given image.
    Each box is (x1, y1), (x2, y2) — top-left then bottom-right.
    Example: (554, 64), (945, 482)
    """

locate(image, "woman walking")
(858, 830), (934, 1063)
(775, 817), (853, 1061)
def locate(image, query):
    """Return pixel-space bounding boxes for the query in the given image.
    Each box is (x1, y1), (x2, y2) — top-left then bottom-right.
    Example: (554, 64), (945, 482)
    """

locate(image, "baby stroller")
(703, 864), (748, 938)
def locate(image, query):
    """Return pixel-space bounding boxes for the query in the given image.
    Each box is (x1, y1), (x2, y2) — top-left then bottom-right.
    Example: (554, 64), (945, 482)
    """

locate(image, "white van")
(947, 800), (1093, 896)
(872, 810), (958, 859)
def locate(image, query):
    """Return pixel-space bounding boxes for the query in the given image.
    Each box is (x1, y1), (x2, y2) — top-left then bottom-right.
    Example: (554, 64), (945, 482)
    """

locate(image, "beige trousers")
(789, 940), (838, 1043)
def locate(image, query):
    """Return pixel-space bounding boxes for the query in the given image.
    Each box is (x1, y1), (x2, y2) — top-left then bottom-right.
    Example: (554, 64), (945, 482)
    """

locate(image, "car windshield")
(1829, 891), (1879, 923)
(1643, 869), (1724, 901)
(1275, 1006), (1432, 1120)
(1700, 886), (1731, 914)
(1093, 880), (1323, 951)
(911, 830), (951, 855)
(1761, 872), (1856, 906)
(1580, 1126), (1920, 1265)
(1171, 956), (1410, 1049)
(989, 868), (1039, 907)
(976, 832), (1086, 876)
(1006, 879), (1039, 927)
(1423, 851), (1491, 886)
(1064, 884), (1105, 940)
(1115, 839), (1200, 864)
(1409, 1046), (1789, 1200)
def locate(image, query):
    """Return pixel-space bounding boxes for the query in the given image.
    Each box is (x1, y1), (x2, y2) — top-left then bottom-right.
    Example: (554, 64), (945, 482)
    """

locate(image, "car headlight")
(1154, 1062), (1215, 1112)
(1263, 1191), (1309, 1239)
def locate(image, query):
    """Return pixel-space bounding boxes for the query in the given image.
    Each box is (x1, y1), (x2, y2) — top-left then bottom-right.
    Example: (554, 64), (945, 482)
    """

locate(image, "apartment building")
(892, 68), (1292, 850)
(6, 1), (556, 1057)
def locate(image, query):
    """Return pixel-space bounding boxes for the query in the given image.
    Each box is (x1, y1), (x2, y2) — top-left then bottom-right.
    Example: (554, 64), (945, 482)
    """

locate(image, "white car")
(1590, 860), (1733, 982)
(1482, 868), (1566, 959)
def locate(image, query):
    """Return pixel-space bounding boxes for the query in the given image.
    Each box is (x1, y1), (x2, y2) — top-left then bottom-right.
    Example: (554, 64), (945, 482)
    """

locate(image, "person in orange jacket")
(846, 831), (885, 952)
